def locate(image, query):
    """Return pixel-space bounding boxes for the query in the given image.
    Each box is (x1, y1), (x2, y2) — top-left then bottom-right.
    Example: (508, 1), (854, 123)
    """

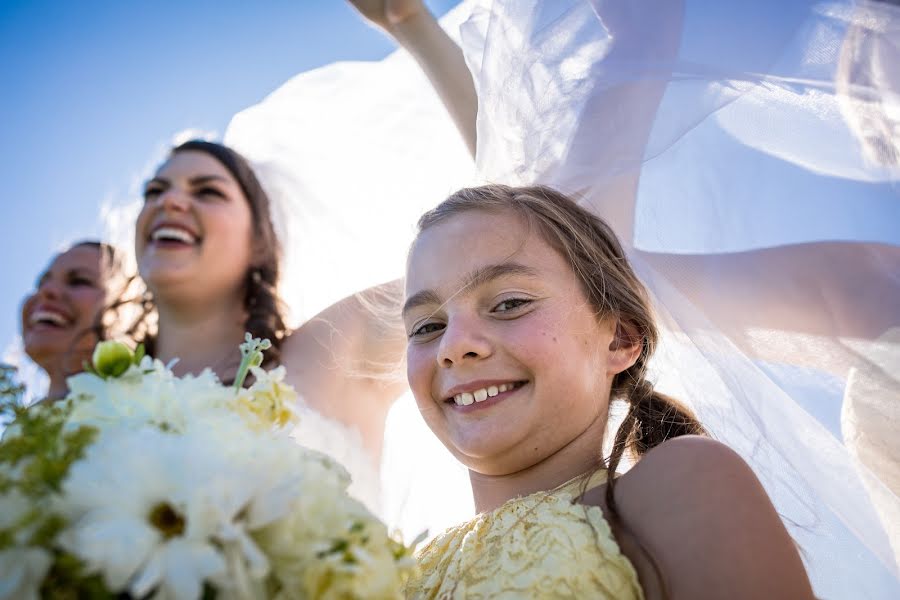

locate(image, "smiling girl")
(402, 185), (814, 599)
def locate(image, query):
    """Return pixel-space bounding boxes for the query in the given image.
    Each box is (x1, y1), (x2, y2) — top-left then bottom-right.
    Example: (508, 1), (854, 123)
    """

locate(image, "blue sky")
(0, 0), (458, 362)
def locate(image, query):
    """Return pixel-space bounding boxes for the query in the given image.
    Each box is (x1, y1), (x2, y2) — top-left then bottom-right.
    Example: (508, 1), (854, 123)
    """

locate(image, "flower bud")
(92, 341), (134, 378)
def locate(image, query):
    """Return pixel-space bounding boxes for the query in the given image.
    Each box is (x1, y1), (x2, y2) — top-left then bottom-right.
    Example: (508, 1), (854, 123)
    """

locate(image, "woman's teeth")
(452, 382), (519, 406)
(151, 226), (197, 244)
(30, 310), (67, 327)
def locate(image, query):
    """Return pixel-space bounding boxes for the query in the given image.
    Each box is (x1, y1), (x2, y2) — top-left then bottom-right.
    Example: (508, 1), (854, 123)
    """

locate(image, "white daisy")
(57, 427), (229, 597)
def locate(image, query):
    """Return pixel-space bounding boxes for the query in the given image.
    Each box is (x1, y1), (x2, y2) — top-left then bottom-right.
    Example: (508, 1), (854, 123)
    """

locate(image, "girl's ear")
(607, 320), (642, 375)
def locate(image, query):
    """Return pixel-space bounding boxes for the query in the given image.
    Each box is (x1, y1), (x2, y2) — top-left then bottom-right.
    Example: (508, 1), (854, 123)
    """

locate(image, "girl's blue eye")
(493, 298), (531, 313)
(410, 322), (445, 338)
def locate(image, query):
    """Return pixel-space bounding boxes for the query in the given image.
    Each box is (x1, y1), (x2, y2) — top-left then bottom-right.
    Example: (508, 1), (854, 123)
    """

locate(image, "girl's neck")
(154, 294), (248, 379)
(468, 411), (608, 514)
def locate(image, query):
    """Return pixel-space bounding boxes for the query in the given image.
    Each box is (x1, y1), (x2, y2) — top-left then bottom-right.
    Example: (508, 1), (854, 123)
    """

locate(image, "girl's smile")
(404, 208), (626, 476)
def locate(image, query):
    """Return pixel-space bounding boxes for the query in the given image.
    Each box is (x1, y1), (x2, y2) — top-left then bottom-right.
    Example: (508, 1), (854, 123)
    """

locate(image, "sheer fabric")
(225, 1), (898, 595)
(461, 0), (899, 597)
(224, 5), (478, 533)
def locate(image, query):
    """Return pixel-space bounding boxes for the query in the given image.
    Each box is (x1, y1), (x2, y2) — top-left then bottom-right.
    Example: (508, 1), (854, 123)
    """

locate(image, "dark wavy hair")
(140, 140), (289, 369)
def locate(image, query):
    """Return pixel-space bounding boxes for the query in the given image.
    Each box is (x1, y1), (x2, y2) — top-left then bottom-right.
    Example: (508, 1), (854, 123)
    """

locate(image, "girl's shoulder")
(583, 436), (814, 599)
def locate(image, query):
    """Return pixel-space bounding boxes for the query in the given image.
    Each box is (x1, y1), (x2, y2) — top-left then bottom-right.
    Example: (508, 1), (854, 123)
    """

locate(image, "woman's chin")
(141, 262), (199, 292)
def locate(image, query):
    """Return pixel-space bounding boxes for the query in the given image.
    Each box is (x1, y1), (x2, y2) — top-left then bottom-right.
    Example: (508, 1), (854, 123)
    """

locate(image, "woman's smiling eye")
(410, 321), (445, 338)
(142, 186), (163, 202)
(196, 186), (225, 200)
(68, 275), (96, 287)
(492, 297), (532, 313)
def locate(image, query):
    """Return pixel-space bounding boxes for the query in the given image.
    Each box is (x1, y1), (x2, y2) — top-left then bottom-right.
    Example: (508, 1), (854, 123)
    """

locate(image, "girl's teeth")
(453, 383), (522, 405)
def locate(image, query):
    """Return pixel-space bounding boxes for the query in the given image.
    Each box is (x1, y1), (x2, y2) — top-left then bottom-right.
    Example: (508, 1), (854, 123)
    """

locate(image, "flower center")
(148, 502), (185, 539)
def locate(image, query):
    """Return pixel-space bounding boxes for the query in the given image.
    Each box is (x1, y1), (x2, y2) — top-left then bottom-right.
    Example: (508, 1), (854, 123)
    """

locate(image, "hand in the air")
(347, 0), (427, 32)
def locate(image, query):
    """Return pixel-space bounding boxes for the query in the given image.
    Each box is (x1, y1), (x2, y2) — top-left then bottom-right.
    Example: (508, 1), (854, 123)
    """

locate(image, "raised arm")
(640, 241), (900, 374)
(279, 280), (408, 459)
(348, 0), (477, 156)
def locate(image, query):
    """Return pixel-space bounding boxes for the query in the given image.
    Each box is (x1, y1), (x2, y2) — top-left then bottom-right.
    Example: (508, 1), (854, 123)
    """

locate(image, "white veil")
(462, 0), (898, 597)
(223, 6), (479, 538)
(225, 0), (898, 595)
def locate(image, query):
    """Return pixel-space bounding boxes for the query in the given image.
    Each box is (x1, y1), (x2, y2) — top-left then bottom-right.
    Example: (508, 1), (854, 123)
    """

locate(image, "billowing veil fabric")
(222, 0), (897, 593)
(223, 7), (477, 531)
(460, 0), (899, 597)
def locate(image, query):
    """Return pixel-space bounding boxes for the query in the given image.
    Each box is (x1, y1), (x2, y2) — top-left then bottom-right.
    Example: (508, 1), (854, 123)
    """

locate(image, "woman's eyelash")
(143, 187), (162, 200)
(197, 187), (224, 198)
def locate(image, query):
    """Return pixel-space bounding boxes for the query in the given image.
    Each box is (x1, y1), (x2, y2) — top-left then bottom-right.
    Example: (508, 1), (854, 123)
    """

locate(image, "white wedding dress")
(226, 0), (898, 596)
(224, 4), (478, 534)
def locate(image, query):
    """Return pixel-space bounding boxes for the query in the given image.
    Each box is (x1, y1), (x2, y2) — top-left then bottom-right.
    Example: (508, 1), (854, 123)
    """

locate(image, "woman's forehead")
(156, 150), (233, 181)
(53, 245), (103, 271)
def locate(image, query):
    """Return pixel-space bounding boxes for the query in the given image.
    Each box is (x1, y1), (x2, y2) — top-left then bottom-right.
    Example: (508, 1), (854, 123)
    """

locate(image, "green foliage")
(0, 363), (102, 593)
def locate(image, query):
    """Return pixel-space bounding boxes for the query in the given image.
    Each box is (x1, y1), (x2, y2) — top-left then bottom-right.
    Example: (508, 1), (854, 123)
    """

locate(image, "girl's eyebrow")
(402, 261), (539, 316)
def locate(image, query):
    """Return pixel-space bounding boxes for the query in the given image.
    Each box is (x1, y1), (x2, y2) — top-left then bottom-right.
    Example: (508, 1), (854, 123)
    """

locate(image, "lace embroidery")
(406, 474), (644, 599)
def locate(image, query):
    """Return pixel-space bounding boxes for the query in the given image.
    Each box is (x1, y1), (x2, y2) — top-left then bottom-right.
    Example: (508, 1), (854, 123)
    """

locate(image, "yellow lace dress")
(406, 472), (644, 599)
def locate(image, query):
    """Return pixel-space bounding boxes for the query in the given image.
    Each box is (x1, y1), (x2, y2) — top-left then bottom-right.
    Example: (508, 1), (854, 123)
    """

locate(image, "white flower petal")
(59, 513), (158, 590)
(134, 540), (225, 600)
(0, 547), (52, 600)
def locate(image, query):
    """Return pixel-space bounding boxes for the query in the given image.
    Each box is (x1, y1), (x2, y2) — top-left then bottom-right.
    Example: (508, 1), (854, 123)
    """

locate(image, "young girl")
(401, 185), (815, 599)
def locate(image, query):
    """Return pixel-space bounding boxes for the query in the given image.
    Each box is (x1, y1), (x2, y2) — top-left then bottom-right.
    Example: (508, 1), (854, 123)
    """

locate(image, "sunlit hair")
(138, 140), (289, 371)
(414, 184), (706, 542)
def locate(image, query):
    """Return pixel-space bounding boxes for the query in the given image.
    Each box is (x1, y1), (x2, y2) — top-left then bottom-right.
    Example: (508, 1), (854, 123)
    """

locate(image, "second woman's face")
(21, 245), (108, 366)
(135, 150), (254, 302)
(403, 209), (622, 477)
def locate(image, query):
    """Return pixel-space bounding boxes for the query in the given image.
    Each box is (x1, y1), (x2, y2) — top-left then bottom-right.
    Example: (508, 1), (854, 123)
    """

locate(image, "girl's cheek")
(406, 350), (433, 394)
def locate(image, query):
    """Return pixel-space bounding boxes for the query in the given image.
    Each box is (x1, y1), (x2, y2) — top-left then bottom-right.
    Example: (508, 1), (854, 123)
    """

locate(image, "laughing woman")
(20, 242), (142, 403)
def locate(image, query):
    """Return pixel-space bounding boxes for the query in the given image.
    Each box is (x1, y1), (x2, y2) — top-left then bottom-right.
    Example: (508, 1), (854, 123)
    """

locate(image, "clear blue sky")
(0, 0), (458, 360)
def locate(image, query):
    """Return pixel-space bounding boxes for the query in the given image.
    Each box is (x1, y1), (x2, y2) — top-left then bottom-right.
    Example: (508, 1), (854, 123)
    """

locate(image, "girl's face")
(135, 150), (254, 302)
(404, 209), (628, 476)
(21, 245), (108, 366)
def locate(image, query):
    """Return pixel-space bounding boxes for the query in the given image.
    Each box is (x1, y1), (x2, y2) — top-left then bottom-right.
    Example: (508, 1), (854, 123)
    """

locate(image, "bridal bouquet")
(0, 336), (416, 600)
